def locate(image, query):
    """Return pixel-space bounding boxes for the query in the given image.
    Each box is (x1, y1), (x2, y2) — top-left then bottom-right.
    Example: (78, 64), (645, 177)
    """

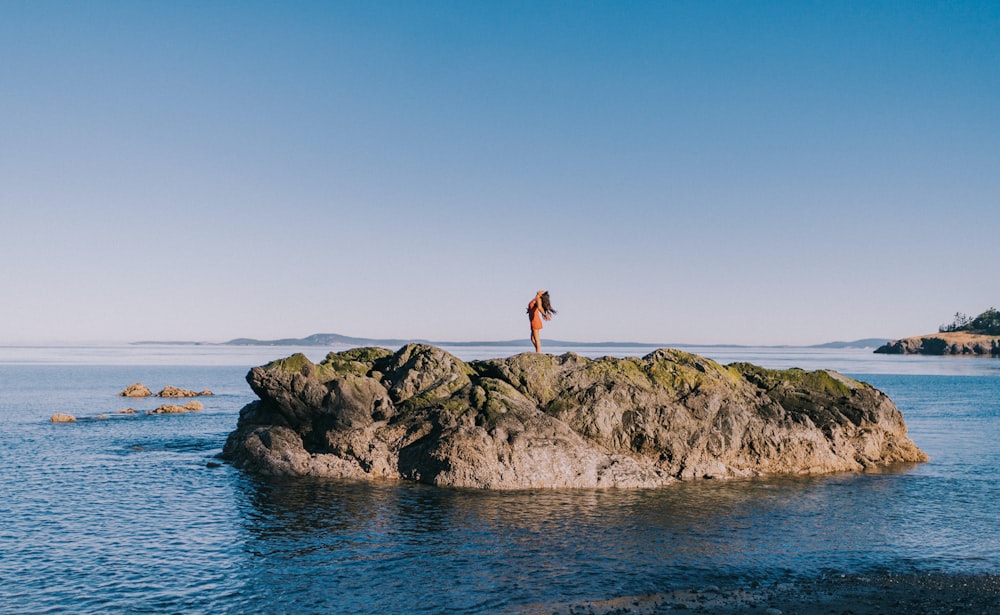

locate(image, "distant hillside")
(812, 338), (892, 349)
(226, 333), (426, 347)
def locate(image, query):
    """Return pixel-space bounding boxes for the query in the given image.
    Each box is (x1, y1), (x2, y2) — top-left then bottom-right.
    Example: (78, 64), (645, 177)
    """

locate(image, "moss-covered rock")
(223, 345), (928, 489)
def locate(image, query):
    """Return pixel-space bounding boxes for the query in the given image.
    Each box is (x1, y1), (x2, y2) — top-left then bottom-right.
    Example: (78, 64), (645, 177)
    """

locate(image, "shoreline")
(525, 571), (1000, 614)
(875, 331), (1000, 357)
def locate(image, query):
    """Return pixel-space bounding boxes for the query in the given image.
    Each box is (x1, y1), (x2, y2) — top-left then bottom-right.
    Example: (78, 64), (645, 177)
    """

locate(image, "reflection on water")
(231, 465), (998, 613)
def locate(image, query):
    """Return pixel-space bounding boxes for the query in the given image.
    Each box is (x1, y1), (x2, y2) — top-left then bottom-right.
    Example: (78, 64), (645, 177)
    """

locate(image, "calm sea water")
(1, 344), (998, 613)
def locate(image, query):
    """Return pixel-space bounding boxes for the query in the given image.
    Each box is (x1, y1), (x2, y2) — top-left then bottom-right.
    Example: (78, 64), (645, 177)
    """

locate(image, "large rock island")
(222, 344), (927, 489)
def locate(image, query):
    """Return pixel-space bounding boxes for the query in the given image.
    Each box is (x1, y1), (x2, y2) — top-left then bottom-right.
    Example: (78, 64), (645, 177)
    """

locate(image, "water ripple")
(2, 362), (999, 613)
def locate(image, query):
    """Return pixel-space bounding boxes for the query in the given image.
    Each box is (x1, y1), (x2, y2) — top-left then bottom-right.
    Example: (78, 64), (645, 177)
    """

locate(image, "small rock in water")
(155, 386), (214, 398)
(147, 401), (204, 414)
(50, 413), (76, 423)
(155, 386), (200, 398)
(119, 383), (152, 397)
(117, 408), (137, 414)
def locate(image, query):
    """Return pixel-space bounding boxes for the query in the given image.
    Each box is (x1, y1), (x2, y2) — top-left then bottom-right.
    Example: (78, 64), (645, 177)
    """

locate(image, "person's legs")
(530, 328), (541, 353)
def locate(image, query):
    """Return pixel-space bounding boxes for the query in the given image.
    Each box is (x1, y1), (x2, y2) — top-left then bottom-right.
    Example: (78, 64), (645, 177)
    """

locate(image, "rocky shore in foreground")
(875, 331), (1000, 356)
(531, 571), (1000, 614)
(222, 344), (926, 488)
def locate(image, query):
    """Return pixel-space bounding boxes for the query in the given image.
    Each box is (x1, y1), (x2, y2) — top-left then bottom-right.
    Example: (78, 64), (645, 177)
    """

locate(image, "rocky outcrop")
(119, 383), (214, 397)
(222, 344), (927, 489)
(148, 400), (203, 414)
(875, 332), (1000, 356)
(120, 383), (152, 397)
(155, 386), (213, 398)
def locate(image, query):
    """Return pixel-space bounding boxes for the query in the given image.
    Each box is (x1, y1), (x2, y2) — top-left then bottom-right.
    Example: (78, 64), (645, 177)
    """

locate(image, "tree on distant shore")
(939, 308), (1000, 335)
(940, 312), (972, 332)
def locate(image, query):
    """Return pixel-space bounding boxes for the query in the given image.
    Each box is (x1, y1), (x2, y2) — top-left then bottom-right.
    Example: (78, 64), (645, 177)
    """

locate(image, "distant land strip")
(132, 333), (891, 350)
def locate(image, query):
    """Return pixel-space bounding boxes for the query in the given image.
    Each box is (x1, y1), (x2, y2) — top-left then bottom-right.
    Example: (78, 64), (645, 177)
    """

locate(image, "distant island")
(875, 308), (1000, 356)
(136, 333), (890, 350)
(810, 338), (893, 349)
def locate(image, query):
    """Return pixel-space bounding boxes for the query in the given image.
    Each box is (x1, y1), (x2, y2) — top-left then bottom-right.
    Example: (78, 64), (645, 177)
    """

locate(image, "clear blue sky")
(2, 1), (997, 345)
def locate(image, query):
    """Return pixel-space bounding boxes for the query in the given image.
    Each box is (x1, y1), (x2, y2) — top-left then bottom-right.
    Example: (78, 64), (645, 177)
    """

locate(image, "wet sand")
(523, 572), (1000, 614)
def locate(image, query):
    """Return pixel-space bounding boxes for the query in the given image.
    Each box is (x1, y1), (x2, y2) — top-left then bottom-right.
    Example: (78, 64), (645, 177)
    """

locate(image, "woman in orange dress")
(527, 290), (556, 353)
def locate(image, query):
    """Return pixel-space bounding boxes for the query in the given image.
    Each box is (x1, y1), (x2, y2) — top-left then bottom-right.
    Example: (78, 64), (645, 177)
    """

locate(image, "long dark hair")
(539, 291), (556, 317)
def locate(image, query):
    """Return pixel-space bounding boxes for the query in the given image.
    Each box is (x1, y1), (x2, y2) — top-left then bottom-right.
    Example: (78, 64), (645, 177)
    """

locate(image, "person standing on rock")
(528, 290), (556, 353)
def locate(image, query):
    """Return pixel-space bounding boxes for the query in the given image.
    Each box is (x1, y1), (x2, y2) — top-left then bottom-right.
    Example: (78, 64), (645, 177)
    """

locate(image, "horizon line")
(124, 332), (894, 350)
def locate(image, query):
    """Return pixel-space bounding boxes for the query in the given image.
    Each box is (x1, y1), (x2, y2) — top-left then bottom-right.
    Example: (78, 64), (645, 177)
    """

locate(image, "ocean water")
(1, 344), (998, 613)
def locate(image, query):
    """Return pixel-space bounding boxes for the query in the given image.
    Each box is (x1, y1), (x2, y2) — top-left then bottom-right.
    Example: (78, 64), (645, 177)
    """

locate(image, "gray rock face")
(222, 344), (928, 489)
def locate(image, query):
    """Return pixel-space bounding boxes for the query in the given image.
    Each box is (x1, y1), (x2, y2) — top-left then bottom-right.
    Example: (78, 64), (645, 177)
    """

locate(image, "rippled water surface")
(1, 345), (998, 613)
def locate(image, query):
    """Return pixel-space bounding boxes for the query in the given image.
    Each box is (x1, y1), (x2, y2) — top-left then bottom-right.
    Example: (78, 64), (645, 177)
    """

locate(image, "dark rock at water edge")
(222, 344), (927, 489)
(875, 332), (1000, 356)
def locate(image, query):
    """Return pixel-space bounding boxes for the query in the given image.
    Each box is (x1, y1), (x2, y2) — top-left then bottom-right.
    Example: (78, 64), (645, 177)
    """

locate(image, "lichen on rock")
(222, 344), (927, 489)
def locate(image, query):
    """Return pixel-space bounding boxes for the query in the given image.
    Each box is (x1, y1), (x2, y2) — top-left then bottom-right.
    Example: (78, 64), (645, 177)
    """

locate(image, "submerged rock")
(222, 344), (927, 489)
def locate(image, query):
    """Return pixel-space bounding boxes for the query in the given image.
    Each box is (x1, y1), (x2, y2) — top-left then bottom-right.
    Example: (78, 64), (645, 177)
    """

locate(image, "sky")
(1, 1), (997, 346)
